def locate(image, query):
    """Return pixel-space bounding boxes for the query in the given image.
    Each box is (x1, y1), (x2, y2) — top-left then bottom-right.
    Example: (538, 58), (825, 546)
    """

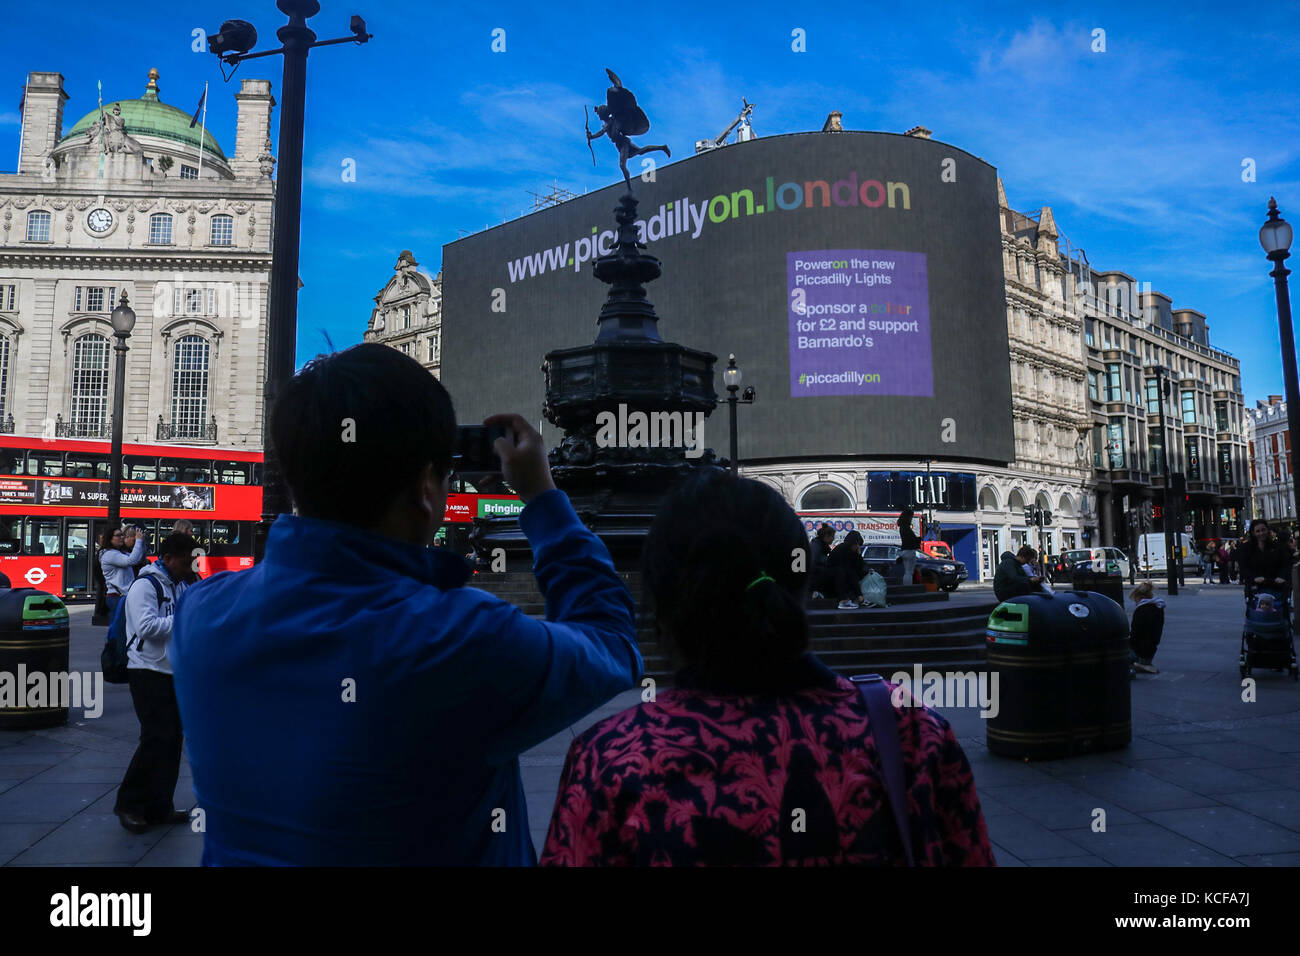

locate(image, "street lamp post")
(205, 6), (372, 558)
(720, 353), (755, 475)
(1154, 365), (1178, 595)
(1259, 197), (1300, 535)
(93, 292), (136, 624)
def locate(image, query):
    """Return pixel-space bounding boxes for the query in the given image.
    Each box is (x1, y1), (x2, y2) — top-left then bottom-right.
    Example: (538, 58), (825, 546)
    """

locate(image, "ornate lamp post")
(205, 5), (372, 557)
(721, 354), (755, 475)
(93, 292), (135, 624)
(1259, 197), (1300, 532)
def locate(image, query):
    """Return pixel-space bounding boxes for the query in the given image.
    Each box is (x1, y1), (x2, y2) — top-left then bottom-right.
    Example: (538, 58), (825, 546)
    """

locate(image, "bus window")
(217, 462), (249, 485)
(65, 456), (108, 479)
(0, 449), (20, 475)
(24, 517), (61, 556)
(0, 515), (20, 553)
(25, 454), (63, 477)
(158, 459), (184, 482)
(180, 463), (212, 484)
(127, 457), (158, 481)
(207, 520), (237, 556)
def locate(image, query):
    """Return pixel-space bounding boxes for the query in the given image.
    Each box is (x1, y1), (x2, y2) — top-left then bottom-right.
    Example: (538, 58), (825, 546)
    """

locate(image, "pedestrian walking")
(1201, 545), (1216, 584)
(898, 505), (922, 586)
(1238, 519), (1289, 593)
(113, 533), (200, 833)
(540, 470), (995, 867)
(171, 343), (640, 866)
(1218, 543), (1232, 585)
(98, 527), (143, 616)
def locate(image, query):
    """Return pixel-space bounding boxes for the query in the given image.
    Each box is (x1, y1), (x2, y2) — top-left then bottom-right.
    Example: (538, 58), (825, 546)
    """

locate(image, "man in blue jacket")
(171, 343), (641, 865)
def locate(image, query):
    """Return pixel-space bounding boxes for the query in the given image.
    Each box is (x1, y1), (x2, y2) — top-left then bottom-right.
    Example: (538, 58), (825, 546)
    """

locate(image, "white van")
(1136, 533), (1196, 573)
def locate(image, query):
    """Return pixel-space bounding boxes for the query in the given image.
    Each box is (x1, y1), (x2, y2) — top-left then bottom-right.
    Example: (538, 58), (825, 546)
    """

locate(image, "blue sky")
(4, 0), (1299, 404)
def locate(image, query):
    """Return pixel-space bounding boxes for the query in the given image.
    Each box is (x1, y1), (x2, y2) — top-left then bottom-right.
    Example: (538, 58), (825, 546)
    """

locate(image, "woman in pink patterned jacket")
(540, 470), (995, 867)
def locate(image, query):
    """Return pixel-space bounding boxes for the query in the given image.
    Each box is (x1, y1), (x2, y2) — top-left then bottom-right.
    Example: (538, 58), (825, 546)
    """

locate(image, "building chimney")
(1269, 394), (1284, 405)
(18, 72), (69, 175)
(822, 110), (843, 133)
(231, 78), (276, 180)
(904, 125), (932, 139)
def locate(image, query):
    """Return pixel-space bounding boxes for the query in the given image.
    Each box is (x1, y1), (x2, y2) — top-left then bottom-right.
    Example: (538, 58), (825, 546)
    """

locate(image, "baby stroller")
(1239, 586), (1299, 680)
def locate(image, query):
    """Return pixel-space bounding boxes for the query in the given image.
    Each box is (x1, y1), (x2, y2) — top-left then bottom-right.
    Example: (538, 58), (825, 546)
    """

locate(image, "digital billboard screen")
(440, 130), (1014, 463)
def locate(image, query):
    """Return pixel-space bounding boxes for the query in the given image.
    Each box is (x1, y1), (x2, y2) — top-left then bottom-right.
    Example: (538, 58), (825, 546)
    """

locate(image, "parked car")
(861, 544), (967, 591)
(1055, 547), (1131, 580)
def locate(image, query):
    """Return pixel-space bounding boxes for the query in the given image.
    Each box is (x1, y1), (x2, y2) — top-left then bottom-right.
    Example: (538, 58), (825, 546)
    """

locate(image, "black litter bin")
(1071, 559), (1125, 605)
(0, 588), (71, 730)
(985, 590), (1131, 760)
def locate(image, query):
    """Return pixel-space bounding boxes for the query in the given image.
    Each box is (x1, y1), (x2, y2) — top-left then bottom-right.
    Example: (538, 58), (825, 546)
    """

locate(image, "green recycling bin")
(985, 590), (1131, 760)
(0, 588), (71, 730)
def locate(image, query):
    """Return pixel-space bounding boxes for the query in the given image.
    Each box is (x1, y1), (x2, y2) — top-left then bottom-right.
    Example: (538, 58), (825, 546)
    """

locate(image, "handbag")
(850, 673), (917, 866)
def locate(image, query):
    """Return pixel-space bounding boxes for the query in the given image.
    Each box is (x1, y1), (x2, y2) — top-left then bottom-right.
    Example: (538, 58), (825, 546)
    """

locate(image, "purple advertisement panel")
(788, 249), (933, 397)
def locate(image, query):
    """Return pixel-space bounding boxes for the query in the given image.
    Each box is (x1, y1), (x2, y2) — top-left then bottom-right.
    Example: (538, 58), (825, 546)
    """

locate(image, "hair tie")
(746, 572), (776, 591)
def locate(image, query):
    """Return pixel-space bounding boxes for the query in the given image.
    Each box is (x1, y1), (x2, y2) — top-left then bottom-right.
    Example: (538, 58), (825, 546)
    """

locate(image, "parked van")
(1136, 533), (1197, 573)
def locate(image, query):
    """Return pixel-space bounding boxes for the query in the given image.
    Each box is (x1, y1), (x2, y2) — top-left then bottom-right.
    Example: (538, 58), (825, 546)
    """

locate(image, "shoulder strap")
(851, 673), (916, 867)
(123, 575), (167, 649)
(146, 574), (165, 606)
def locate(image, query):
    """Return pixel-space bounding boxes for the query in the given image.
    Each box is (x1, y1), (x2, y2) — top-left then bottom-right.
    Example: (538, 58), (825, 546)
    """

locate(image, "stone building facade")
(0, 68), (275, 448)
(1247, 396), (1294, 528)
(363, 250), (443, 377)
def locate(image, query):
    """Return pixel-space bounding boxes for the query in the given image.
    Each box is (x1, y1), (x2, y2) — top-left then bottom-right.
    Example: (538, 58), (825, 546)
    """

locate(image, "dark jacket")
(828, 541), (866, 579)
(810, 536), (833, 571)
(1237, 542), (1291, 586)
(172, 489), (640, 866)
(994, 551), (1039, 603)
(1130, 597), (1165, 660)
(899, 510), (922, 551)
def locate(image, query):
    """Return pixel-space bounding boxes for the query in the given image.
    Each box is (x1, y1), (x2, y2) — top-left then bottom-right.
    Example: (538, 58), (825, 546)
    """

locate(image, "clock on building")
(86, 208), (114, 233)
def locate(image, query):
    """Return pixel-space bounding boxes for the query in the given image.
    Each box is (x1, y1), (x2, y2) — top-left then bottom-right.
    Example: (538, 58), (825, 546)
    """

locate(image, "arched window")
(978, 486), (1000, 512)
(1036, 492), (1052, 512)
(210, 215), (233, 246)
(1008, 489), (1027, 513)
(26, 211), (52, 242)
(149, 213), (173, 244)
(1058, 494), (1075, 517)
(799, 482), (852, 511)
(0, 334), (10, 422)
(71, 334), (110, 436)
(172, 335), (210, 439)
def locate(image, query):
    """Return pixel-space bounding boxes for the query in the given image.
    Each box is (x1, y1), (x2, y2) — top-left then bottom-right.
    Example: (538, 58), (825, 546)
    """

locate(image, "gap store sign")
(866, 471), (977, 512)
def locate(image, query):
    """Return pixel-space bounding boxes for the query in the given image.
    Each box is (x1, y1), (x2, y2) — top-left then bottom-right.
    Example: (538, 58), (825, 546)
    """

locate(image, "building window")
(426, 337), (437, 363)
(1185, 438), (1201, 480)
(1219, 446), (1233, 485)
(402, 306), (411, 330)
(74, 286), (116, 313)
(1107, 419), (1126, 470)
(1105, 363), (1122, 402)
(210, 215), (233, 246)
(1215, 402), (1229, 432)
(1145, 377), (1160, 415)
(1149, 428), (1165, 475)
(1088, 370), (1098, 402)
(1085, 319), (1095, 347)
(71, 334), (111, 433)
(1182, 390), (1196, 424)
(171, 335), (210, 439)
(180, 165), (198, 180)
(798, 482), (853, 511)
(149, 213), (173, 244)
(26, 211), (51, 242)
(0, 285), (15, 310)
(173, 287), (216, 315)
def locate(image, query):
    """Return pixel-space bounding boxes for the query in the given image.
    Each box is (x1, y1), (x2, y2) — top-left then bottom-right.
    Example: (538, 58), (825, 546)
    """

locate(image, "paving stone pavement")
(1, 585), (1295, 866)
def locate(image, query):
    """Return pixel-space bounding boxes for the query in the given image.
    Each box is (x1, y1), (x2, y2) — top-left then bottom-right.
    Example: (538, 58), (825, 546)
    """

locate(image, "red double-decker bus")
(0, 436), (262, 598)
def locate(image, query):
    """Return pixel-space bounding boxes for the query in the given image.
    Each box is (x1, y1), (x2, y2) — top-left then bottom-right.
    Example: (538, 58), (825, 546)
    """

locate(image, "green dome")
(63, 71), (227, 161)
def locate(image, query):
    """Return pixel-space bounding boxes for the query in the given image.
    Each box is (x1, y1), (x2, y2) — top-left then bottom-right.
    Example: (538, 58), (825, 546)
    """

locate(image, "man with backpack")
(113, 533), (200, 834)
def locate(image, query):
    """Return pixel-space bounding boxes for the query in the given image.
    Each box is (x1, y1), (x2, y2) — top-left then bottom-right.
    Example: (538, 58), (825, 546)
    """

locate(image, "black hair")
(1017, 545), (1038, 561)
(642, 470), (810, 691)
(158, 533), (199, 559)
(269, 343), (457, 527)
(841, 530), (864, 549)
(816, 523), (834, 538)
(1249, 518), (1271, 534)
